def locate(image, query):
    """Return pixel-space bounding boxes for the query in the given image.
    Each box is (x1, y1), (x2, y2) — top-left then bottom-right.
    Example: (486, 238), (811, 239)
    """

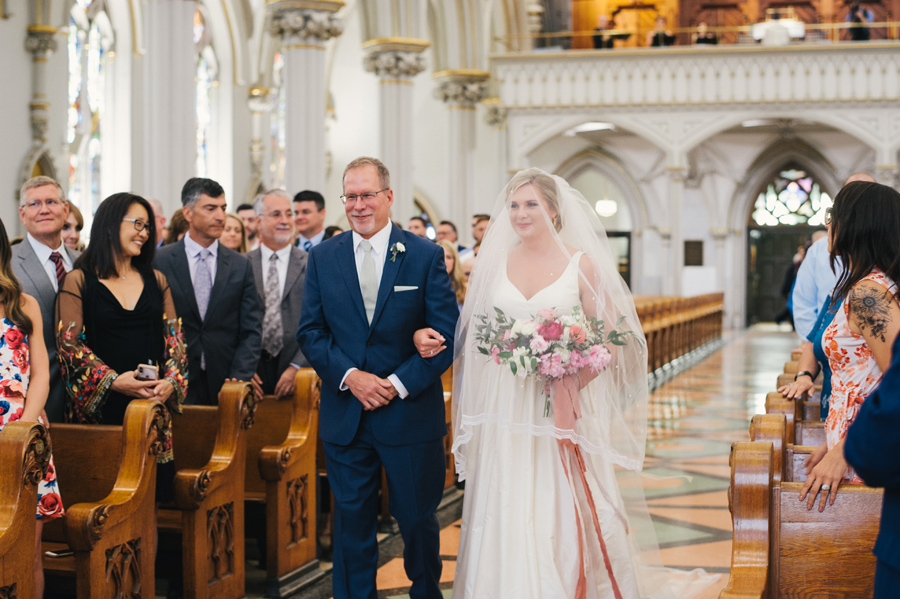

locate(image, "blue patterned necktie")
(303, 240), (312, 251)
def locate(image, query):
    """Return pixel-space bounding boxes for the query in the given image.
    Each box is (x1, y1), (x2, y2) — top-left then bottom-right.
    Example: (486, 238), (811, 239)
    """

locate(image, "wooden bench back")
(0, 422), (51, 595)
(245, 398), (293, 498)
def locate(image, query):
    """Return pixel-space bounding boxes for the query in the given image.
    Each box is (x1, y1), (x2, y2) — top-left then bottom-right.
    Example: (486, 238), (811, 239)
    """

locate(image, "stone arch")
(18, 148), (57, 202)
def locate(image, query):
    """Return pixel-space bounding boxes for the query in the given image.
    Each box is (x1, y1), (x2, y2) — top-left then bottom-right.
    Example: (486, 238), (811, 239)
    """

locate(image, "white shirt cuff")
(388, 374), (409, 399)
(340, 368), (358, 391)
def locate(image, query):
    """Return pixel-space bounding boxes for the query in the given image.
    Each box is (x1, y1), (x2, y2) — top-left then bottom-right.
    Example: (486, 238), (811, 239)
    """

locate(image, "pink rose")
(13, 346), (29, 375)
(529, 335), (549, 354)
(4, 327), (24, 349)
(537, 309), (557, 321)
(491, 346), (501, 364)
(588, 345), (612, 372)
(538, 354), (565, 379)
(569, 325), (587, 344)
(539, 321), (564, 341)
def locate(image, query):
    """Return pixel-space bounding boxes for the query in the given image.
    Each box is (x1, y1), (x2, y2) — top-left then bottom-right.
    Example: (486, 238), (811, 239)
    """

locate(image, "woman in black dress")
(57, 192), (187, 501)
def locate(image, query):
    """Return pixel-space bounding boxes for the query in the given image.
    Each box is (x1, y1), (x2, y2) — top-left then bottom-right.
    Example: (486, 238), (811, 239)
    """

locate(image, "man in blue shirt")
(293, 190), (326, 251)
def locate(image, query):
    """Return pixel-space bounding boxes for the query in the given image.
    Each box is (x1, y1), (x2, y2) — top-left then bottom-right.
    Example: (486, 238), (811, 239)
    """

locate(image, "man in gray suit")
(12, 176), (80, 422)
(247, 189), (309, 399)
(155, 177), (262, 405)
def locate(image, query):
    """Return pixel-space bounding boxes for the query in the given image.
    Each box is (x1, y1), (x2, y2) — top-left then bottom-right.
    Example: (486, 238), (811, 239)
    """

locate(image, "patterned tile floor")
(241, 325), (799, 599)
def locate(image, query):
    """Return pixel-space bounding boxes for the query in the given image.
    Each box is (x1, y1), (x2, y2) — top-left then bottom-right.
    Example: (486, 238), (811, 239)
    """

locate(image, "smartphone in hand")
(135, 364), (159, 381)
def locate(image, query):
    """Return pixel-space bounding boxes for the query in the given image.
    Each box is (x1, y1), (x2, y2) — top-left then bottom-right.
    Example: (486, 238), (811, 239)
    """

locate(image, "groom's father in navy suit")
(298, 157), (458, 599)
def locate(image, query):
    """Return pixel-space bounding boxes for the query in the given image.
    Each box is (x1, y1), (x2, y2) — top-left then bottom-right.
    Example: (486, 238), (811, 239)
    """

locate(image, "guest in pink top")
(801, 181), (900, 511)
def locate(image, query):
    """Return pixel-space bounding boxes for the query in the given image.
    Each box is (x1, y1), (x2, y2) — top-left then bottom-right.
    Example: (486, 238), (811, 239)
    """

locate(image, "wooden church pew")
(721, 439), (883, 599)
(159, 381), (256, 599)
(246, 369), (322, 597)
(0, 421), (52, 596)
(42, 399), (170, 599)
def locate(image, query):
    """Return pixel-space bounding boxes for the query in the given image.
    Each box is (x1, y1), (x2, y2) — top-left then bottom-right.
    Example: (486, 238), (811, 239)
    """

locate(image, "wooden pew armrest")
(64, 400), (170, 551)
(258, 369), (320, 482)
(0, 422), (50, 556)
(173, 381), (255, 510)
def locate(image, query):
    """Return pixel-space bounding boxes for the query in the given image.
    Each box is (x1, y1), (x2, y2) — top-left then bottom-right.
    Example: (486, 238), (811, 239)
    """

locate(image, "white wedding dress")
(453, 252), (642, 599)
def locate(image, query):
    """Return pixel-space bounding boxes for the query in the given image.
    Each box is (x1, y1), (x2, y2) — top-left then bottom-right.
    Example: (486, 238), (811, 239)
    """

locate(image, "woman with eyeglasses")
(56, 193), (188, 503)
(799, 182), (900, 511)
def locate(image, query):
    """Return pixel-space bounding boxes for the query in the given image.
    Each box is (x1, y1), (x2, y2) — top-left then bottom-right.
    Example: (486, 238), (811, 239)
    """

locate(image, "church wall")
(0, 9), (33, 232)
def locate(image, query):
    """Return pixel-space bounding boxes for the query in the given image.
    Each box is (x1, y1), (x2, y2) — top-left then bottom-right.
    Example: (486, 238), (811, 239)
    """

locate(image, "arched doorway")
(746, 166), (832, 325)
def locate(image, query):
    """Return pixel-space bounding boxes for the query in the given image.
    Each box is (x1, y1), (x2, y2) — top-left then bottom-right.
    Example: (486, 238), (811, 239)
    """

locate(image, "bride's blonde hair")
(505, 170), (562, 232)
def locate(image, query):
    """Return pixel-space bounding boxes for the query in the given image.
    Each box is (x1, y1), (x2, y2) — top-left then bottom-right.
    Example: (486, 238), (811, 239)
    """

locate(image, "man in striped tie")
(12, 176), (81, 422)
(293, 190), (326, 251)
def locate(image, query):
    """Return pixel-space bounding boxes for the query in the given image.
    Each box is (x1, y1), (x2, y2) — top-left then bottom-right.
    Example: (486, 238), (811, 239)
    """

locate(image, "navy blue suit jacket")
(297, 226), (459, 446)
(845, 332), (900, 572)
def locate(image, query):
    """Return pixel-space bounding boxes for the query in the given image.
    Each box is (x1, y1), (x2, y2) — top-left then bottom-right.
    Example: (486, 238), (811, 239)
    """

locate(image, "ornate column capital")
(25, 25), (58, 61)
(362, 38), (429, 78)
(666, 165), (688, 184)
(247, 86), (273, 114)
(266, 1), (344, 41)
(432, 70), (490, 106)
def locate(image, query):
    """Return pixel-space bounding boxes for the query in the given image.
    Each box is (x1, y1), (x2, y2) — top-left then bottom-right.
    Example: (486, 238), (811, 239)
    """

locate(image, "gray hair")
(343, 157), (391, 190)
(252, 189), (292, 216)
(19, 176), (65, 206)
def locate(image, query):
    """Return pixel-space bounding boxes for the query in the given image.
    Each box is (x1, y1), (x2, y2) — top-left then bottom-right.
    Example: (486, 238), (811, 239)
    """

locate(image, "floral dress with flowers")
(0, 317), (64, 519)
(822, 268), (898, 484)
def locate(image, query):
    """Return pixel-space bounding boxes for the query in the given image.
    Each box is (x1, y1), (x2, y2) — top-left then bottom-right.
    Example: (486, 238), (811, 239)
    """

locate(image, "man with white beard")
(247, 189), (310, 399)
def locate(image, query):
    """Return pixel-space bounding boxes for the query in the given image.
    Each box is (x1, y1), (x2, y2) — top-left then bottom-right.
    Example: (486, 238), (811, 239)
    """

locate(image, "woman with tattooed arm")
(800, 181), (900, 511)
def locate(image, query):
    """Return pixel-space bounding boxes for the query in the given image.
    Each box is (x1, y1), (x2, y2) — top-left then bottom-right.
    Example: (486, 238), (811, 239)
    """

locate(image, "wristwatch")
(794, 370), (815, 381)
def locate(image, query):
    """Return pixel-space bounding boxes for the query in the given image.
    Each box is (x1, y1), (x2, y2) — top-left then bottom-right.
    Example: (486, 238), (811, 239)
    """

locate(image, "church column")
(142, 0), (197, 203)
(483, 99), (509, 201)
(246, 86), (272, 200)
(267, 1), (343, 195)
(434, 71), (490, 237)
(363, 39), (429, 223)
(24, 24), (57, 147)
(666, 166), (687, 296)
(711, 228), (729, 292)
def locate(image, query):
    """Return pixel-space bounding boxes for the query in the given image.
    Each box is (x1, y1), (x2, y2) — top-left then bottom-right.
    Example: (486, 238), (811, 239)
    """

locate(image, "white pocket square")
(394, 285), (418, 292)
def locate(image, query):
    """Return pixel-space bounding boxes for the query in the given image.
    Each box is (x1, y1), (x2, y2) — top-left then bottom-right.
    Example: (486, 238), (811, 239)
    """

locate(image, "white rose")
(556, 348), (571, 363)
(511, 320), (524, 335)
(396, 242), (406, 252)
(520, 322), (537, 336)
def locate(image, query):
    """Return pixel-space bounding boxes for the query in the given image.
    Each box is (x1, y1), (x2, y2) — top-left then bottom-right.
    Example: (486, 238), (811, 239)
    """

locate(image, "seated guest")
(12, 176), (80, 422)
(247, 190), (309, 398)
(221, 213), (248, 253)
(323, 225), (344, 240)
(57, 192), (187, 503)
(62, 201), (84, 251)
(693, 21), (718, 44)
(407, 216), (429, 238)
(155, 177), (262, 405)
(845, 328), (900, 597)
(165, 208), (188, 245)
(0, 217), (64, 598)
(437, 240), (466, 311)
(293, 190), (327, 250)
(647, 15), (676, 46)
(800, 181), (900, 511)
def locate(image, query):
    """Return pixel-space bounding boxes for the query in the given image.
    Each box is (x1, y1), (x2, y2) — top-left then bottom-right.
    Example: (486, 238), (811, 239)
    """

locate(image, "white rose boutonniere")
(390, 242), (406, 262)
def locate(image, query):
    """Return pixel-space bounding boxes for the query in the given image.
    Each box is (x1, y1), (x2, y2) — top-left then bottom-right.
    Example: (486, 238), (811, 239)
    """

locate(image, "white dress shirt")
(27, 233), (74, 292)
(340, 222), (409, 399)
(791, 237), (842, 341)
(297, 230), (325, 250)
(184, 231), (219, 284)
(260, 243), (292, 297)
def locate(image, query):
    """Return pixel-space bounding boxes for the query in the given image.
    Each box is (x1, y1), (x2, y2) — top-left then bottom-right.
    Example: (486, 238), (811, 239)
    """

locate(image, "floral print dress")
(0, 317), (64, 519)
(822, 268), (898, 484)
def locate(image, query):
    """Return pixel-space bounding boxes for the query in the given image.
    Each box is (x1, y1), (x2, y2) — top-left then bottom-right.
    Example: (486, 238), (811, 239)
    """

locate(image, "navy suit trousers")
(324, 412), (445, 599)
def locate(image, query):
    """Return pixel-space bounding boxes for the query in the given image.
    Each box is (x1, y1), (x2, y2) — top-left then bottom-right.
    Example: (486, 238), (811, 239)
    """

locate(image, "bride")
(417, 169), (713, 598)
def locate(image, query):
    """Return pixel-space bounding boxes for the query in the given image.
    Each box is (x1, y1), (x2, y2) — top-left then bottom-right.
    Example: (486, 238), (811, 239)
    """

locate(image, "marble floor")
(245, 325), (800, 599)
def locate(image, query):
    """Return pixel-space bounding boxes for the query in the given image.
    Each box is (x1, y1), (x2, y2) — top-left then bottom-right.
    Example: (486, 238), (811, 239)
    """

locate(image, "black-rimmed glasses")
(123, 218), (150, 232)
(340, 189), (388, 205)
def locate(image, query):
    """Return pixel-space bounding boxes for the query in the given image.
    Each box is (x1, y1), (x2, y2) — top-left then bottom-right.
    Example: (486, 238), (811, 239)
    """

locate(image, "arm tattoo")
(849, 284), (894, 343)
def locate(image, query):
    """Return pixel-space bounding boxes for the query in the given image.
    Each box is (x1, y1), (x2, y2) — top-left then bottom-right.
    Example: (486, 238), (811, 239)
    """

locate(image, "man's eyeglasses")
(23, 199), (64, 211)
(340, 189), (388, 205)
(263, 210), (294, 220)
(824, 207), (833, 225)
(123, 218), (150, 232)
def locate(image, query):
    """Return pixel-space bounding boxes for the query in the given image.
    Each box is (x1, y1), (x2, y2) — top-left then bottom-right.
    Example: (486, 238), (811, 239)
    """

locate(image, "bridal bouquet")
(474, 306), (637, 414)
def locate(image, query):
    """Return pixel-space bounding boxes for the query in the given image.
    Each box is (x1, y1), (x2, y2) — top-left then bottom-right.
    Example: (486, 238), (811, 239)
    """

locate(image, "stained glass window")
(194, 8), (217, 177)
(67, 0), (112, 233)
(750, 169), (832, 227)
(269, 51), (287, 188)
